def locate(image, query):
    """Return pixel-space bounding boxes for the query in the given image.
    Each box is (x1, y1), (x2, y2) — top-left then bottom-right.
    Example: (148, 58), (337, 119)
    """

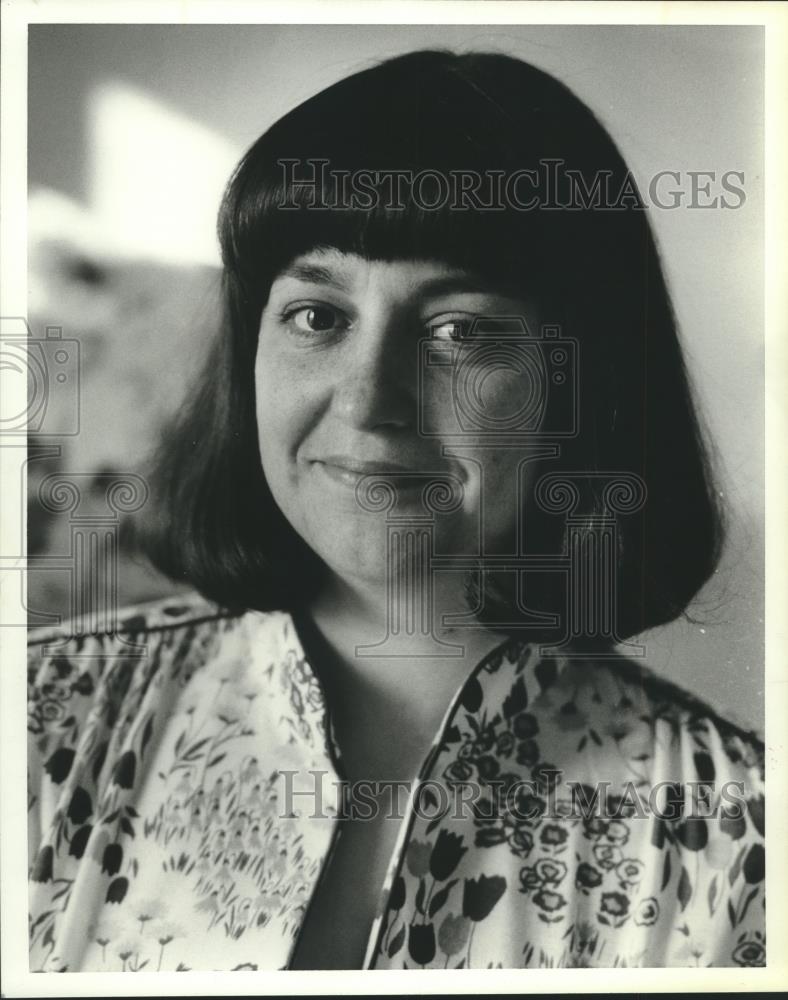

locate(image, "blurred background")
(25, 24), (764, 729)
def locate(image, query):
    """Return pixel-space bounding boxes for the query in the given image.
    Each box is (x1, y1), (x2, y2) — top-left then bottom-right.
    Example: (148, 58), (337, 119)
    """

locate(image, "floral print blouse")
(28, 593), (765, 971)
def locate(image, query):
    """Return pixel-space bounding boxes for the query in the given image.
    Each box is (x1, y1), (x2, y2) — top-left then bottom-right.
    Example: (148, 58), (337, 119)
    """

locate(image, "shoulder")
(560, 650), (764, 780)
(611, 654), (761, 757)
(27, 591), (297, 653)
(27, 591), (298, 705)
(27, 592), (300, 757)
(27, 590), (235, 648)
(521, 644), (763, 789)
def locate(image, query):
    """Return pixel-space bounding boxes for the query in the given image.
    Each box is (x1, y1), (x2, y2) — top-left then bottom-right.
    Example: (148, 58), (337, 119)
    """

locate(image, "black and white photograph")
(1, 1), (786, 993)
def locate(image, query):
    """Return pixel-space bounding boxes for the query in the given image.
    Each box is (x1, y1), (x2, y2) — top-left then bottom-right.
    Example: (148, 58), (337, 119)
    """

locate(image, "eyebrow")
(278, 262), (353, 293)
(414, 274), (502, 298)
(277, 260), (508, 299)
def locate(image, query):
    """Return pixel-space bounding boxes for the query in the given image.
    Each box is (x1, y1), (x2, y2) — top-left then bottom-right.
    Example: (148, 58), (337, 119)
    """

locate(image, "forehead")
(272, 247), (525, 299)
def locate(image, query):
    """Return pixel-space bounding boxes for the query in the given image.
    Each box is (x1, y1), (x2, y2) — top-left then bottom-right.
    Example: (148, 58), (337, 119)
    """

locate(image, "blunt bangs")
(218, 49), (640, 328)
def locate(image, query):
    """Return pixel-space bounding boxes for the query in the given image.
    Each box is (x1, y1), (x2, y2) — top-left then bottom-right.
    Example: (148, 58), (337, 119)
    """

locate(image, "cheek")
(460, 358), (542, 430)
(420, 369), (455, 432)
(254, 357), (282, 432)
(475, 368), (535, 425)
(253, 347), (318, 468)
(423, 357), (537, 437)
(253, 361), (283, 474)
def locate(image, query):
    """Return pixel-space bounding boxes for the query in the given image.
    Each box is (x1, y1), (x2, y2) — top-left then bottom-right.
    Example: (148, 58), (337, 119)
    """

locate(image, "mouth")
(310, 455), (453, 492)
(316, 455), (412, 474)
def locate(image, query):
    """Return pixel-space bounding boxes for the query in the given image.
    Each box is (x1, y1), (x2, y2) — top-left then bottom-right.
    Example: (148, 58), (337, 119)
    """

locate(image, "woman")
(27, 49), (765, 971)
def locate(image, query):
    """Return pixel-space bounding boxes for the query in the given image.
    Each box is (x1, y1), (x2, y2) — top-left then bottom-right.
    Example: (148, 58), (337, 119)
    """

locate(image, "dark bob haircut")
(138, 49), (725, 642)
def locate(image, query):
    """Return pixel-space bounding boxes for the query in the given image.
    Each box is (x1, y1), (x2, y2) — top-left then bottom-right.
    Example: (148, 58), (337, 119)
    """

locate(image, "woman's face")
(255, 247), (542, 589)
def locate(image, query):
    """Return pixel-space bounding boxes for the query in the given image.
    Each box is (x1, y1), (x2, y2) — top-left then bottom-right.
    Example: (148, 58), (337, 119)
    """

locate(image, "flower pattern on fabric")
(366, 642), (765, 969)
(28, 597), (339, 972)
(28, 596), (765, 971)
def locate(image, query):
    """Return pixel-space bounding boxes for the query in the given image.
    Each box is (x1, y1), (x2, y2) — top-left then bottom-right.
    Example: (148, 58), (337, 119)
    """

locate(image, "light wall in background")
(88, 82), (239, 265)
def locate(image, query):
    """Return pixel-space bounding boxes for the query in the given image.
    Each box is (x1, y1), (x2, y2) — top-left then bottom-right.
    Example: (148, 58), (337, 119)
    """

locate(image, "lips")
(309, 455), (451, 490)
(315, 455), (415, 475)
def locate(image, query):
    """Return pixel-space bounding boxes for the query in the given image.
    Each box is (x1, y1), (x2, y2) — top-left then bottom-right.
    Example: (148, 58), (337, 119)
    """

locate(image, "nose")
(330, 317), (415, 431)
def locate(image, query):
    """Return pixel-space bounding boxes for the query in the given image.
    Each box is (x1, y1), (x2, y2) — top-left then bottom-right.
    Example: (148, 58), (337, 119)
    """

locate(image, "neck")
(304, 566), (507, 684)
(297, 568), (506, 784)
(309, 567), (465, 648)
(309, 571), (390, 648)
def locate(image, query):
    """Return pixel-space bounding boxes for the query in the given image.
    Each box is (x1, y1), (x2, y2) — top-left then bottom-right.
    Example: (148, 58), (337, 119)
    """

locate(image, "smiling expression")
(255, 248), (543, 588)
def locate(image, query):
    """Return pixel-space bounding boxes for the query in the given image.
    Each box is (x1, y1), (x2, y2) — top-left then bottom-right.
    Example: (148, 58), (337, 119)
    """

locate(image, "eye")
(284, 304), (347, 334)
(429, 316), (475, 342)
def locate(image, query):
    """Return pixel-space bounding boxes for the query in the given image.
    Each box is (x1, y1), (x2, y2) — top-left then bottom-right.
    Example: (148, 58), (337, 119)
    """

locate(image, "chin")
(302, 519), (389, 581)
